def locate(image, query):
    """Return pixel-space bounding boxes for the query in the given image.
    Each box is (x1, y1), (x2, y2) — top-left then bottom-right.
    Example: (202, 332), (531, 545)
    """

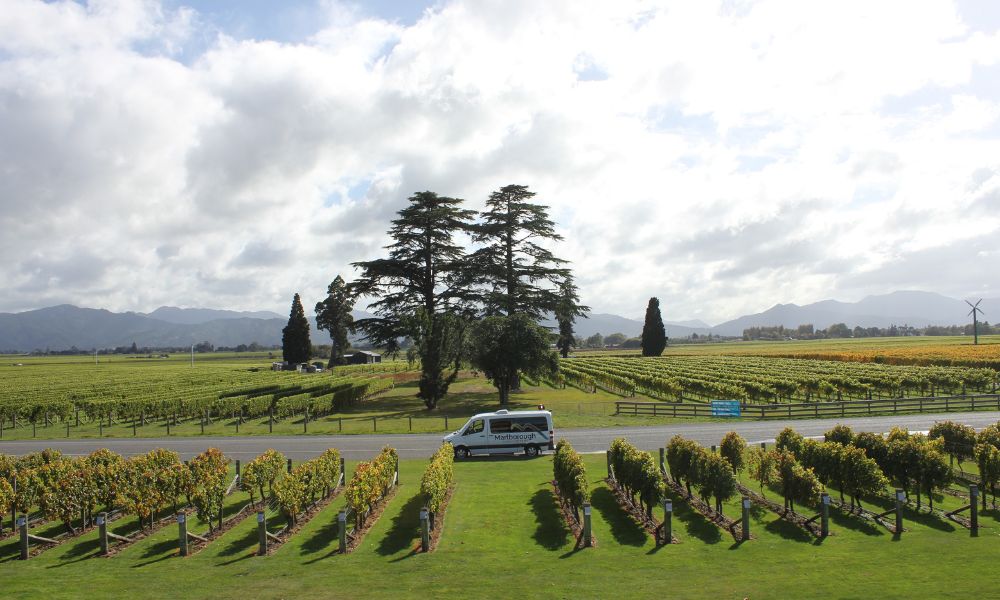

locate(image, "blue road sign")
(711, 400), (741, 417)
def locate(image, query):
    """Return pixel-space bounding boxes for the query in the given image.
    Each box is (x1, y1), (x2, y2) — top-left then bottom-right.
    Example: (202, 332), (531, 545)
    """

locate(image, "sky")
(1, 0), (999, 325)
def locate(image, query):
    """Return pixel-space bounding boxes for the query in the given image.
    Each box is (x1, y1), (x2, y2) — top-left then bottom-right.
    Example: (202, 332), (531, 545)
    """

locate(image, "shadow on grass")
(298, 518), (339, 557)
(529, 488), (569, 551)
(216, 526), (258, 558)
(828, 506), (884, 537)
(865, 495), (956, 533)
(377, 492), (424, 558)
(665, 489), (722, 545)
(55, 536), (100, 561)
(139, 538), (178, 560)
(589, 487), (646, 547)
(763, 515), (812, 543)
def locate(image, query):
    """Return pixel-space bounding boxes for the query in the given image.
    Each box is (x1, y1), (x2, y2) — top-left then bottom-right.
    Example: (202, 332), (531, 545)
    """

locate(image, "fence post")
(269, 405), (274, 433)
(338, 510), (348, 553)
(895, 489), (904, 535)
(760, 442), (766, 450)
(821, 494), (830, 538)
(304, 407), (308, 433)
(235, 460), (241, 485)
(606, 450), (612, 479)
(420, 507), (430, 552)
(445, 416), (449, 431)
(970, 485), (979, 537)
(409, 416), (412, 431)
(339, 417), (343, 432)
(257, 511), (267, 555)
(373, 416), (377, 432)
(98, 512), (109, 555)
(67, 421), (70, 437)
(339, 457), (346, 486)
(658, 448), (665, 474)
(662, 500), (673, 545)
(287, 459), (293, 474)
(200, 411), (205, 435)
(582, 502), (593, 547)
(177, 513), (188, 557)
(711, 445), (716, 454)
(18, 514), (28, 560)
(741, 498), (751, 542)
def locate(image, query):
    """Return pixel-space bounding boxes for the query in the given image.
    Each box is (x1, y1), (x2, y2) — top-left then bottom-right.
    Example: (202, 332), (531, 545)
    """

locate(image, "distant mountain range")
(0, 291), (993, 351)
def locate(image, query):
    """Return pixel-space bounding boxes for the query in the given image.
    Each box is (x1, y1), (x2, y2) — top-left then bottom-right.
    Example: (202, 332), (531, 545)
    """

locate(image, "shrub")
(346, 447), (398, 528)
(242, 449), (287, 506)
(609, 438), (663, 517)
(553, 439), (588, 520)
(719, 431), (746, 473)
(421, 443), (455, 517)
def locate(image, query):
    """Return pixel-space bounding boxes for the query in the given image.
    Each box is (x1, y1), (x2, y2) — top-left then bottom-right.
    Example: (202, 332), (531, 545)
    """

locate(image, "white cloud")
(2, 0), (1000, 324)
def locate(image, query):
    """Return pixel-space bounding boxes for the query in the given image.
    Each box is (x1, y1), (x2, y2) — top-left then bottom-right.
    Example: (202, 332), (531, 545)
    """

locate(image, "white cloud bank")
(2, 0), (999, 324)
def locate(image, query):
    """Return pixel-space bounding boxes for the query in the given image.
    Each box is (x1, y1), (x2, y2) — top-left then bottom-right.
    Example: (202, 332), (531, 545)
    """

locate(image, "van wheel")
(524, 445), (540, 458)
(455, 446), (471, 459)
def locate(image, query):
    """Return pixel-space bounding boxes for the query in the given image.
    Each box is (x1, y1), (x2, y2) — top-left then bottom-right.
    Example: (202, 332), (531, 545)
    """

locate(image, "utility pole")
(191, 344), (195, 367)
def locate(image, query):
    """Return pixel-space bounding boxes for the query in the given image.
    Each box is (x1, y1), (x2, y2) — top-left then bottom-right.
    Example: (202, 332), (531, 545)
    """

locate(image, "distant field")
(577, 335), (1000, 368)
(2, 336), (999, 442)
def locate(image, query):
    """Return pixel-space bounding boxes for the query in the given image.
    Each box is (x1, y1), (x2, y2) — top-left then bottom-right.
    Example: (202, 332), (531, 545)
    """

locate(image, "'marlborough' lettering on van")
(491, 433), (538, 441)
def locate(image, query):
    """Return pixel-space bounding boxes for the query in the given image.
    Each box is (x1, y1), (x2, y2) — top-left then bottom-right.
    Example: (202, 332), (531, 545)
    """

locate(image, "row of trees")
(272, 449), (342, 525)
(420, 443), (454, 521)
(345, 446), (398, 528)
(666, 435), (738, 516)
(743, 322), (998, 341)
(0, 447), (232, 536)
(609, 438), (665, 517)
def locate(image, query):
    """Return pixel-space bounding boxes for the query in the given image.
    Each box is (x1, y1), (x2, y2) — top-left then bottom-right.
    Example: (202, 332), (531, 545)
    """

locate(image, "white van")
(443, 409), (555, 458)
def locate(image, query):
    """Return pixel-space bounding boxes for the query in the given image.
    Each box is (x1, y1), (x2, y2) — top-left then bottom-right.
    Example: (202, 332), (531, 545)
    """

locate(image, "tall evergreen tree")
(640, 297), (667, 356)
(351, 191), (476, 409)
(470, 184), (585, 318)
(282, 293), (312, 364)
(555, 276), (583, 358)
(315, 274), (355, 368)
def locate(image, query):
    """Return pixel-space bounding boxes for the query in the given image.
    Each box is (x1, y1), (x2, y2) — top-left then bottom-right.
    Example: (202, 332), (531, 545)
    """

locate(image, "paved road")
(1, 411), (997, 459)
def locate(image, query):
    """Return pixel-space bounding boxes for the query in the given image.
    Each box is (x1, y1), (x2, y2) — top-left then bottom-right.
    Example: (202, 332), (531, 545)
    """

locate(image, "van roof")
(468, 409), (552, 419)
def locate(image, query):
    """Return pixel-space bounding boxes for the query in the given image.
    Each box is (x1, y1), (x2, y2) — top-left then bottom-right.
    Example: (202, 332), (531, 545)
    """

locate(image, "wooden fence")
(615, 394), (1000, 419)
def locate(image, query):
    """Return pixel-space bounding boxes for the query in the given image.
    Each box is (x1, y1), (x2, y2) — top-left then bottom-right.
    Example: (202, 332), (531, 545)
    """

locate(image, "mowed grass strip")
(2, 455), (999, 599)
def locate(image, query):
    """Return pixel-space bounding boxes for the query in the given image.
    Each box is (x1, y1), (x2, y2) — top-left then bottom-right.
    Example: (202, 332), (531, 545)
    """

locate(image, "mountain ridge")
(0, 291), (993, 351)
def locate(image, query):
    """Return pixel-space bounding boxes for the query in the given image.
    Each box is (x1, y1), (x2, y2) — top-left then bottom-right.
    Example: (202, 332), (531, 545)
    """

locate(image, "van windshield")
(463, 419), (484, 435)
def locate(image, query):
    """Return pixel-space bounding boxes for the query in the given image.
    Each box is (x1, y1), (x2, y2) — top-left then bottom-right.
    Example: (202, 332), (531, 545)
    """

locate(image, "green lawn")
(3, 454), (998, 599)
(0, 377), (702, 441)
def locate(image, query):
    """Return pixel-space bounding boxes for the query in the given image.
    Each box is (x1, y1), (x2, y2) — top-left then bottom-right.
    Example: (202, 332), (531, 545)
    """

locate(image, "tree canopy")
(315, 274), (355, 368)
(351, 191), (476, 409)
(469, 314), (558, 406)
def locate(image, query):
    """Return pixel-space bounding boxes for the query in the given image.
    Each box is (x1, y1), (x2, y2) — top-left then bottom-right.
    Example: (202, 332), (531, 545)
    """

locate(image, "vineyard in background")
(0, 357), (407, 434)
(559, 356), (999, 403)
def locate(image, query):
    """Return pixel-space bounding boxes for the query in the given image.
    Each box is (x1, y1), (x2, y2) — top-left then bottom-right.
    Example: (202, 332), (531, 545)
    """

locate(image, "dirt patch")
(551, 481), (597, 549)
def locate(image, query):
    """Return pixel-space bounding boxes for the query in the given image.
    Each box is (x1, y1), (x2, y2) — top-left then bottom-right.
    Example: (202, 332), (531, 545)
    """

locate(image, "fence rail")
(615, 394), (1000, 419)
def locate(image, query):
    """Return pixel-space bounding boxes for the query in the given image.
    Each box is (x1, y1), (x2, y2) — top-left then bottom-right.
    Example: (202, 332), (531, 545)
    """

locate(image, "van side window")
(490, 419), (511, 433)
(464, 419), (484, 435)
(511, 417), (548, 432)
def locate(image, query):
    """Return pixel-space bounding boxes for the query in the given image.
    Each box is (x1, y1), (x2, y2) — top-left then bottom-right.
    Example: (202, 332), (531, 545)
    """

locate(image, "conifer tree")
(555, 276), (584, 358)
(315, 275), (356, 368)
(282, 293), (312, 364)
(351, 191), (476, 409)
(640, 297), (667, 356)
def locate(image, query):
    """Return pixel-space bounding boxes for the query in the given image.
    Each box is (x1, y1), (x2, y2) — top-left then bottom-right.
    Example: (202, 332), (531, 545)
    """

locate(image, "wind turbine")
(966, 299), (985, 345)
